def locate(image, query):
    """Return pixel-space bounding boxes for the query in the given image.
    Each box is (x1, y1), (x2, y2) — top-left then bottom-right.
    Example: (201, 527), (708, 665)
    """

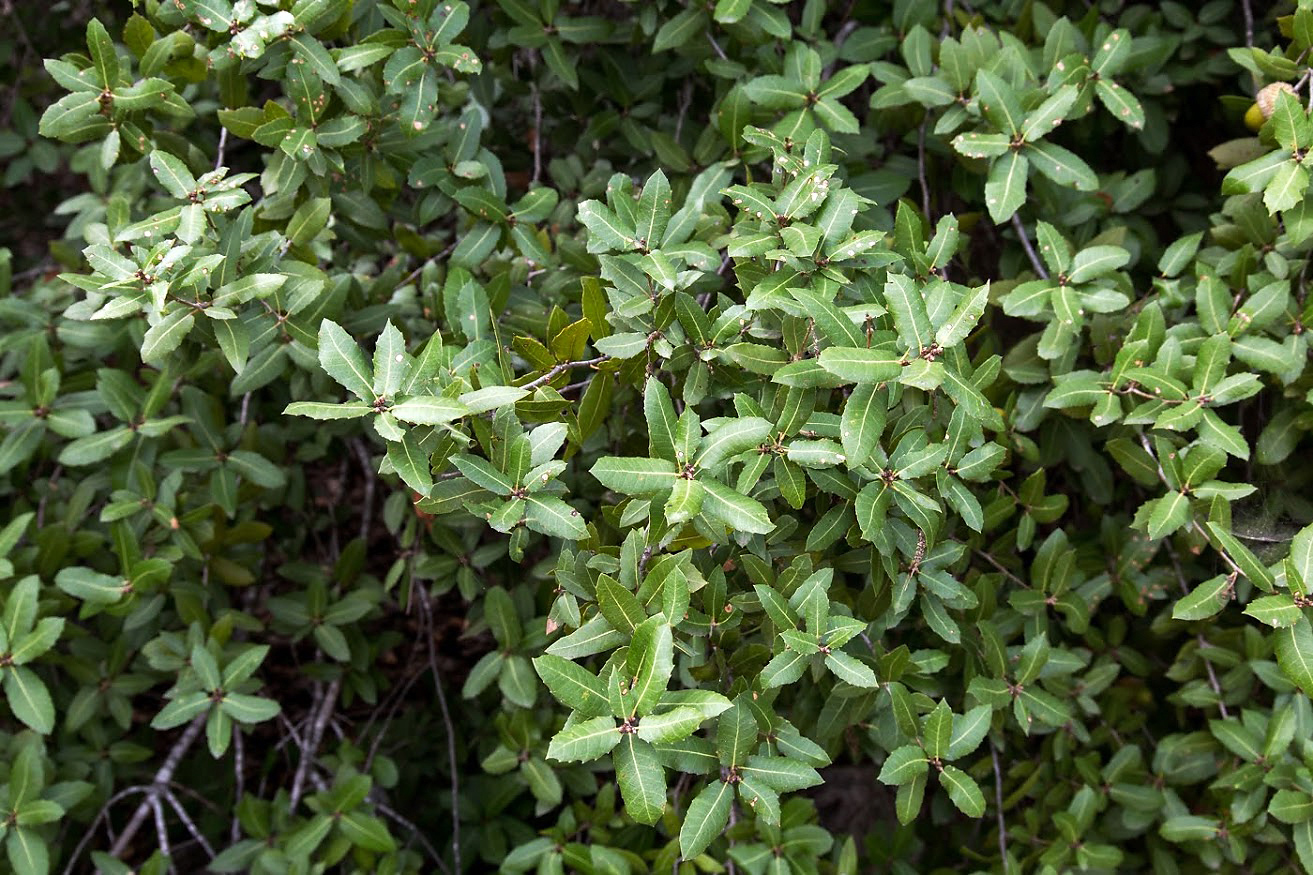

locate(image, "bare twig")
(917, 119), (932, 220)
(991, 743), (1009, 871)
(61, 786), (152, 875)
(290, 676), (342, 810)
(1197, 636), (1231, 718)
(150, 796), (174, 873)
(531, 83), (543, 184)
(1010, 214), (1048, 280)
(420, 589), (461, 873)
(108, 715), (207, 860)
(520, 355), (608, 390)
(396, 242), (457, 294)
(1241, 0), (1254, 49)
(1165, 542), (1233, 719)
(973, 548), (1030, 589)
(215, 127), (228, 171)
(350, 438), (376, 544)
(375, 799), (453, 875)
(230, 731), (244, 843)
(706, 30), (728, 61)
(35, 465), (61, 528)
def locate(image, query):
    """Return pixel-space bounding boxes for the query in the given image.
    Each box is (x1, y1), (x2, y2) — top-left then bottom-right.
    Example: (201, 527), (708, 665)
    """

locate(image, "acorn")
(1245, 82), (1297, 131)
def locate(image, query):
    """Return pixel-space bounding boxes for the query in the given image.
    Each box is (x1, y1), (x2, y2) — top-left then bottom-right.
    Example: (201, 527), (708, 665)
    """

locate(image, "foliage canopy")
(7, 0), (1313, 873)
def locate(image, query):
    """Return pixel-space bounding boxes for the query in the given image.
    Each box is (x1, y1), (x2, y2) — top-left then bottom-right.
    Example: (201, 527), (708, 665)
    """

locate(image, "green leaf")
(524, 496), (587, 539)
(700, 478), (774, 535)
(922, 700), (952, 759)
(884, 275), (933, 353)
(1019, 86), (1078, 142)
(740, 755), (822, 792)
(148, 149), (196, 198)
(824, 651), (878, 688)
(590, 457), (680, 495)
(1275, 617), (1313, 694)
(1094, 79), (1144, 129)
(614, 735), (665, 824)
(644, 376), (678, 462)
(577, 200), (635, 252)
(634, 169), (671, 250)
(286, 196), (332, 246)
(679, 780), (732, 858)
(317, 320), (374, 400)
(974, 69), (1023, 134)
(283, 401), (373, 420)
(55, 567), (125, 605)
(664, 478), (704, 526)
(984, 151), (1028, 224)
(935, 283), (989, 348)
(1147, 491), (1190, 540)
(597, 576), (645, 635)
(696, 416), (772, 470)
(1159, 815), (1219, 843)
(940, 765), (986, 817)
(1025, 140), (1098, 191)
(338, 811), (397, 853)
(6, 827), (49, 875)
(1245, 594), (1303, 628)
(634, 705), (711, 743)
(141, 310), (195, 364)
(1265, 160), (1308, 214)
(546, 715), (620, 762)
(3, 667), (55, 734)
(1172, 574), (1234, 621)
(626, 614), (674, 716)
(817, 345), (903, 383)
(219, 693), (281, 724)
(947, 706), (992, 759)
(386, 433), (432, 495)
(653, 7), (707, 52)
(389, 396), (468, 425)
(877, 745), (928, 785)
(1270, 789), (1313, 824)
(1291, 522), (1313, 586)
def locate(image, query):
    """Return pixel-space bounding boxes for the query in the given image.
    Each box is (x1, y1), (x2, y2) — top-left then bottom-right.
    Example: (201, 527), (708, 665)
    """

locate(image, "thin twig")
(1165, 543), (1233, 719)
(1198, 636), (1231, 718)
(61, 786), (152, 875)
(1010, 214), (1048, 280)
(973, 548), (1029, 589)
(230, 731), (244, 843)
(706, 30), (728, 61)
(917, 119), (932, 220)
(531, 83), (543, 184)
(520, 355), (608, 390)
(35, 465), (61, 528)
(421, 589), (461, 873)
(215, 127), (228, 171)
(374, 799), (453, 875)
(290, 676), (341, 810)
(350, 438), (376, 544)
(108, 715), (207, 859)
(150, 796), (174, 874)
(396, 242), (457, 293)
(1241, 0), (1254, 49)
(991, 743), (1009, 871)
(163, 790), (215, 859)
